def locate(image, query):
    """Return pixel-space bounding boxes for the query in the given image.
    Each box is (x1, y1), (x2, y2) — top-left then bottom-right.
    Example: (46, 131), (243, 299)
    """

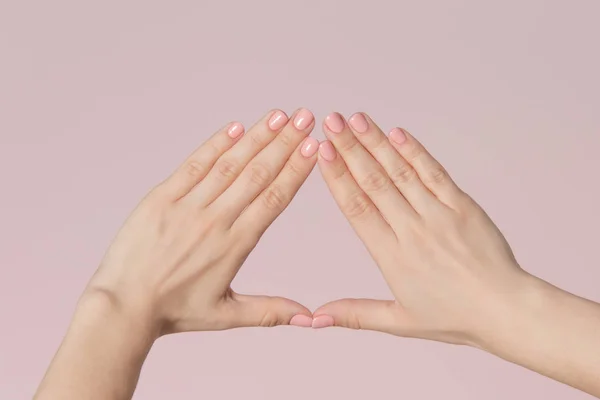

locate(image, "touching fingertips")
(389, 127), (407, 145)
(268, 110), (288, 131)
(300, 137), (319, 158)
(324, 112), (345, 133)
(318, 140), (337, 161)
(349, 112), (369, 133)
(227, 122), (245, 139)
(289, 314), (313, 328)
(293, 108), (314, 130)
(312, 315), (334, 329)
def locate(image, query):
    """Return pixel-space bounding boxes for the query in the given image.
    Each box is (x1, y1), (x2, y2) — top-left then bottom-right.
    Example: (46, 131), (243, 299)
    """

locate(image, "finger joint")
(342, 192), (374, 219)
(359, 171), (391, 194)
(389, 164), (417, 185)
(215, 159), (238, 179)
(261, 183), (288, 211)
(249, 163), (273, 187)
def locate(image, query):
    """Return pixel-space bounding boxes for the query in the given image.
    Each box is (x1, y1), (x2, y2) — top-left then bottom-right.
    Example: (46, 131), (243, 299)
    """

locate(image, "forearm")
(478, 273), (600, 397)
(35, 289), (158, 400)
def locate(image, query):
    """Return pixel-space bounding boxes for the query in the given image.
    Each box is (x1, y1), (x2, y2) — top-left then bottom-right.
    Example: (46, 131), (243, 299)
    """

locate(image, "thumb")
(313, 298), (407, 335)
(225, 293), (313, 329)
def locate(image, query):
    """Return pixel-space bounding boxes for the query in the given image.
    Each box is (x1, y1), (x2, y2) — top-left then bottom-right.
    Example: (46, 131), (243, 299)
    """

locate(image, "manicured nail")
(349, 113), (369, 133)
(324, 112), (345, 133)
(268, 110), (288, 131)
(227, 122), (244, 139)
(290, 314), (313, 328)
(389, 127), (407, 144)
(312, 315), (334, 329)
(294, 108), (314, 130)
(318, 141), (337, 161)
(301, 137), (319, 158)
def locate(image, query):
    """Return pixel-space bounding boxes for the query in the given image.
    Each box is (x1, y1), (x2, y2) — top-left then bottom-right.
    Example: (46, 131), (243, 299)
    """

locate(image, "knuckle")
(261, 184), (288, 210)
(341, 192), (374, 219)
(258, 307), (284, 327)
(331, 165), (348, 181)
(205, 142), (221, 158)
(249, 163), (272, 186)
(185, 160), (207, 178)
(425, 166), (449, 185)
(389, 164), (417, 185)
(215, 159), (238, 179)
(250, 132), (267, 148)
(278, 130), (294, 147)
(403, 144), (423, 162)
(347, 300), (363, 330)
(370, 134), (388, 152)
(359, 171), (391, 193)
(285, 161), (304, 177)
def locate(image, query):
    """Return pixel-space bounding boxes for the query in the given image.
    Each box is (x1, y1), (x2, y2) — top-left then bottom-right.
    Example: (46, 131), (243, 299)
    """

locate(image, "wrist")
(34, 284), (158, 400)
(469, 270), (549, 352)
(76, 286), (161, 344)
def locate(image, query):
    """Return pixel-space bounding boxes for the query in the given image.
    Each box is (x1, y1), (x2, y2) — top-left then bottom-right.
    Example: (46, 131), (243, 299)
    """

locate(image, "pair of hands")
(87, 108), (525, 346)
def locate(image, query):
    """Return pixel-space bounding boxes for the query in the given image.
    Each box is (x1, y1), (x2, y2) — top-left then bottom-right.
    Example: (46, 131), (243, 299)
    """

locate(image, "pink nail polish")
(301, 137), (319, 158)
(324, 112), (345, 133)
(227, 122), (244, 139)
(349, 113), (369, 133)
(318, 141), (337, 161)
(268, 110), (288, 131)
(389, 127), (407, 144)
(293, 108), (314, 131)
(290, 314), (313, 328)
(312, 315), (334, 329)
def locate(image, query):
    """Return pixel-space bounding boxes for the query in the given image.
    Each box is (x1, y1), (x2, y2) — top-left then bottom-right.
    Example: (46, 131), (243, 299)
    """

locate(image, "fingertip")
(348, 112), (369, 133)
(293, 108), (315, 131)
(324, 112), (346, 134)
(311, 314), (335, 329)
(227, 122), (245, 139)
(389, 127), (407, 145)
(268, 109), (289, 131)
(318, 140), (337, 162)
(289, 314), (313, 328)
(300, 136), (319, 158)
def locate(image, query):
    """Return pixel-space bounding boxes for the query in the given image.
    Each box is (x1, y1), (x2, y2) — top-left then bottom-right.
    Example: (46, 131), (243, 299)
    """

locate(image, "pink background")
(1, 1), (600, 399)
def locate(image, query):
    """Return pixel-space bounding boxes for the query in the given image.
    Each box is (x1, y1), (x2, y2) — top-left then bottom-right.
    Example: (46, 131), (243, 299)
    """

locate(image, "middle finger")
(323, 112), (416, 226)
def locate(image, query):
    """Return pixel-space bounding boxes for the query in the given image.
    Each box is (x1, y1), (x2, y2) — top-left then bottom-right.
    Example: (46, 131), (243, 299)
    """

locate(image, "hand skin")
(314, 112), (600, 397)
(34, 109), (320, 400)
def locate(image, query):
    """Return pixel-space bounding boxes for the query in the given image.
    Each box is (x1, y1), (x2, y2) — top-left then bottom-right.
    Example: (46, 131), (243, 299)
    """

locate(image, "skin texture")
(315, 112), (600, 397)
(34, 109), (600, 399)
(34, 109), (319, 400)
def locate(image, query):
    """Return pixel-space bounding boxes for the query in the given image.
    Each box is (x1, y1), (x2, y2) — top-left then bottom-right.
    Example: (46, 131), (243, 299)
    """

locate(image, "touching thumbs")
(313, 298), (407, 335)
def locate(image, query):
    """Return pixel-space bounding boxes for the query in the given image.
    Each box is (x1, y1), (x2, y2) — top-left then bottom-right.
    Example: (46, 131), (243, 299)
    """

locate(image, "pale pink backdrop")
(1, 1), (599, 399)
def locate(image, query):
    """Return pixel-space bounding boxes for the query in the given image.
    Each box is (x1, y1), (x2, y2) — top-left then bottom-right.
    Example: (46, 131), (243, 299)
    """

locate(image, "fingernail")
(318, 141), (337, 161)
(301, 137), (319, 158)
(268, 110), (288, 131)
(312, 315), (334, 329)
(348, 113), (369, 133)
(227, 122), (244, 139)
(324, 112), (345, 133)
(290, 314), (313, 328)
(294, 108), (314, 130)
(389, 127), (407, 144)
